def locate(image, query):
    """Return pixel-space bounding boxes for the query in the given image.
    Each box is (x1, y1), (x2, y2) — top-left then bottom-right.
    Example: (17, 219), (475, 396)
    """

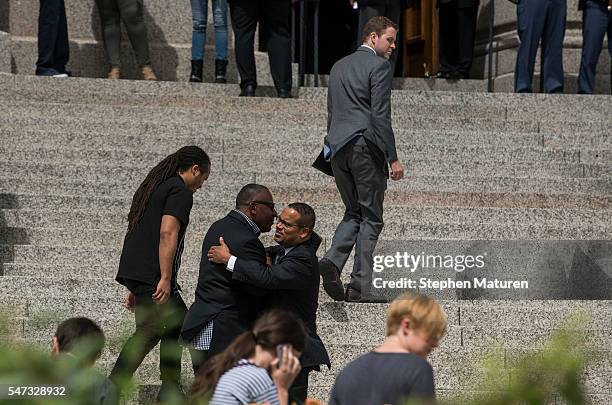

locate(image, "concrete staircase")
(0, 73), (610, 404)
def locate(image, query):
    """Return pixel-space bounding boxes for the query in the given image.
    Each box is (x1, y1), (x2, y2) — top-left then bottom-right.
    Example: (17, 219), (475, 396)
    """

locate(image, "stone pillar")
(471, 0), (610, 93)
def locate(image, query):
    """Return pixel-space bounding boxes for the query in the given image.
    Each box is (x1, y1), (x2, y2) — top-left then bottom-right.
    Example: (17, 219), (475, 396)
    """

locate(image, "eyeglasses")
(251, 200), (275, 211)
(277, 217), (305, 229)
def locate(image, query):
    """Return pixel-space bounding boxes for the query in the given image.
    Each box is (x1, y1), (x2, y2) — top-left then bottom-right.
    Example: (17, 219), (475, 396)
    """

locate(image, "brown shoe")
(107, 67), (121, 80)
(142, 65), (157, 81)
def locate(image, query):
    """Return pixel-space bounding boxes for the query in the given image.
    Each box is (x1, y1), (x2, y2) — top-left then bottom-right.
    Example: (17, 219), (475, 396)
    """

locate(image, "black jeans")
(36, 0), (69, 75)
(228, 0), (292, 91)
(110, 290), (187, 398)
(438, 2), (479, 77)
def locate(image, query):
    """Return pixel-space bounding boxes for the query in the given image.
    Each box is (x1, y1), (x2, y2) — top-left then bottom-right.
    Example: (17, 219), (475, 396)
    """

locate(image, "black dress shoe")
(435, 71), (451, 79)
(345, 286), (387, 303)
(240, 84), (256, 97)
(277, 88), (291, 98)
(319, 258), (344, 301)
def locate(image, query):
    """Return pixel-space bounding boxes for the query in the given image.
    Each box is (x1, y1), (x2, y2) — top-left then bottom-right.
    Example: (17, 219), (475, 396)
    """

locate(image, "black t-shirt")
(116, 176), (193, 292)
(329, 352), (435, 405)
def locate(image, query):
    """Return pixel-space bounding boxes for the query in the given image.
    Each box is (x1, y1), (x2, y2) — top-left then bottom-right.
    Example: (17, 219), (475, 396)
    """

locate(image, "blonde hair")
(386, 293), (448, 341)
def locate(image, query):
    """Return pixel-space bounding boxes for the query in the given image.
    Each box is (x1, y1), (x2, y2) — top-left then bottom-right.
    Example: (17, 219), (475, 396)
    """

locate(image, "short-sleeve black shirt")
(116, 176), (193, 292)
(329, 352), (435, 405)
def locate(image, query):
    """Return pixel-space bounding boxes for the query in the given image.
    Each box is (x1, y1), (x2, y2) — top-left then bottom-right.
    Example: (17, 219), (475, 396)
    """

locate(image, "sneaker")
(142, 65), (157, 81)
(107, 67), (121, 80)
(51, 73), (69, 78)
(319, 258), (344, 301)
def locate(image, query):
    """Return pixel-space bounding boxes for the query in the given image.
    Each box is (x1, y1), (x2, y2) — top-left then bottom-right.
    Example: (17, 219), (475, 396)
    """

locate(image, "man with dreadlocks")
(109, 146), (210, 401)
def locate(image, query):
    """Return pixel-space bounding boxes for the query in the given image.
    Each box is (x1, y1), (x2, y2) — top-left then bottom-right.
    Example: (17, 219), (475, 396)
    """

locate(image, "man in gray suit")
(313, 16), (404, 303)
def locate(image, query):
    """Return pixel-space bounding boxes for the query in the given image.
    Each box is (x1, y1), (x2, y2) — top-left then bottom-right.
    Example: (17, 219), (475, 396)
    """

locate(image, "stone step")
(2, 146), (610, 179)
(2, 178), (611, 209)
(0, 102), (536, 132)
(2, 115), (609, 149)
(3, 221), (610, 250)
(4, 294), (610, 332)
(0, 126), (552, 150)
(9, 294), (612, 348)
(2, 190), (612, 212)
(1, 108), (609, 141)
(2, 137), (606, 171)
(0, 94), (514, 122)
(2, 204), (611, 254)
(1, 75), (610, 120)
(3, 205), (610, 234)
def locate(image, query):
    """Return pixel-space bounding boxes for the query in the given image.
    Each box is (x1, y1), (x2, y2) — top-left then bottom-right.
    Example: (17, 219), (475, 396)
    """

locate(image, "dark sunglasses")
(251, 200), (276, 210)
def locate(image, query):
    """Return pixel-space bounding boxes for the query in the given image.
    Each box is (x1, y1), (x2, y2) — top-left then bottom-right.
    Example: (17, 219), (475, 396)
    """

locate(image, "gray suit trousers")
(324, 137), (386, 294)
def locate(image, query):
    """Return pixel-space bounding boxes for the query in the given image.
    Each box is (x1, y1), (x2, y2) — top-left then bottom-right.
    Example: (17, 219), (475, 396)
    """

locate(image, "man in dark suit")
(181, 184), (277, 371)
(577, 0), (611, 94)
(313, 16), (404, 303)
(437, 0), (480, 79)
(228, 0), (292, 98)
(207, 202), (331, 404)
(514, 0), (567, 93)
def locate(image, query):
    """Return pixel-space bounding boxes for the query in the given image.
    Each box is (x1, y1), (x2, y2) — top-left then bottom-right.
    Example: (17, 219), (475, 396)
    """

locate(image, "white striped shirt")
(210, 359), (280, 405)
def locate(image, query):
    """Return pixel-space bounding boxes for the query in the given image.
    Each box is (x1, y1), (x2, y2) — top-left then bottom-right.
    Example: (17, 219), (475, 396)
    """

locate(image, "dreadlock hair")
(127, 146), (210, 235)
(188, 309), (306, 404)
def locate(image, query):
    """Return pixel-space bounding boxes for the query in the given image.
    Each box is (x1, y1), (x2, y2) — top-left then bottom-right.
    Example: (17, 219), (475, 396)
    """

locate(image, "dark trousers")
(188, 347), (209, 374)
(324, 136), (386, 296)
(94, 0), (151, 67)
(578, 0), (611, 94)
(288, 367), (314, 405)
(36, 0), (69, 76)
(438, 2), (479, 77)
(514, 0), (567, 93)
(110, 292), (187, 398)
(228, 0), (291, 91)
(357, 4), (401, 77)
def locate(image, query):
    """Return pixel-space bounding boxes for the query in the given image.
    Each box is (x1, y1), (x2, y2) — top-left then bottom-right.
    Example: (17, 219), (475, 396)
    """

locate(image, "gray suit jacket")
(325, 46), (398, 166)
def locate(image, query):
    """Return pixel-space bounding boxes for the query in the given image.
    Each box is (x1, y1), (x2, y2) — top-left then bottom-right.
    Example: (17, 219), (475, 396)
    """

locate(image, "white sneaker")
(52, 73), (69, 78)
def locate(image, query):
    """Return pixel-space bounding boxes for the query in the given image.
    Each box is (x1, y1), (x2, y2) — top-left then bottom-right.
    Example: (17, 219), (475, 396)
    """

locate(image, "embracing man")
(208, 202), (331, 404)
(181, 184), (277, 371)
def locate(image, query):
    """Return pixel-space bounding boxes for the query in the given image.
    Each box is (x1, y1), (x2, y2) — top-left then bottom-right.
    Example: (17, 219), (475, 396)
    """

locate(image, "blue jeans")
(578, 0), (611, 94)
(191, 0), (228, 61)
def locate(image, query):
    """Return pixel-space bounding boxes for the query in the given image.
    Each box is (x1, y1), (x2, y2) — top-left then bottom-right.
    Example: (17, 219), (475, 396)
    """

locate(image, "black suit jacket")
(439, 0), (480, 7)
(232, 233), (331, 369)
(181, 210), (267, 355)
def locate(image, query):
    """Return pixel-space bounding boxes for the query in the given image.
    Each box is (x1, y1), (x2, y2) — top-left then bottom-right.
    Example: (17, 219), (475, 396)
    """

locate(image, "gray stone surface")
(0, 73), (610, 403)
(0, 31), (10, 74)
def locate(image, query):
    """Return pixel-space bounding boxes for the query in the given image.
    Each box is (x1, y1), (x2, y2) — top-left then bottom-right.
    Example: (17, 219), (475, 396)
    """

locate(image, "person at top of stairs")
(35, 0), (70, 77)
(189, 0), (229, 83)
(94, 0), (158, 80)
